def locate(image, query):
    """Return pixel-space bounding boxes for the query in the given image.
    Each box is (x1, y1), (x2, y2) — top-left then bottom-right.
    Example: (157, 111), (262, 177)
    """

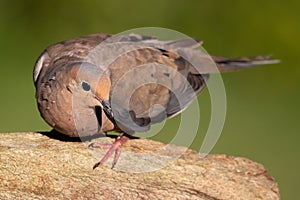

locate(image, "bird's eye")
(81, 81), (91, 91)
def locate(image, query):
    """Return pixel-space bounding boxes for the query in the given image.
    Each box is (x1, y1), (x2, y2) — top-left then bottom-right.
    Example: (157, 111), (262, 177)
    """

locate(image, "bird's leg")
(89, 134), (129, 169)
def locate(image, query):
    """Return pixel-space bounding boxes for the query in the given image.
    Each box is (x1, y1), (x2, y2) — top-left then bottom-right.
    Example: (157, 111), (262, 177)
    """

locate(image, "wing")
(105, 40), (209, 133)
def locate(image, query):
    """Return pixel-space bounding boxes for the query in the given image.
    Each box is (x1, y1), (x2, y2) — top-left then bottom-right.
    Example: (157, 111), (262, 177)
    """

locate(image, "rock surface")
(0, 132), (279, 199)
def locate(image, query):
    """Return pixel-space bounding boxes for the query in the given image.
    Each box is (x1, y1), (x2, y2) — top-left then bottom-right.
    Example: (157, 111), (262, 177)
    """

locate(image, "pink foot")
(88, 135), (129, 169)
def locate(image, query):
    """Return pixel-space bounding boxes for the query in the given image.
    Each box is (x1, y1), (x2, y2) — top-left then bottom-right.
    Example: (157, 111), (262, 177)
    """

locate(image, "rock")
(0, 132), (279, 199)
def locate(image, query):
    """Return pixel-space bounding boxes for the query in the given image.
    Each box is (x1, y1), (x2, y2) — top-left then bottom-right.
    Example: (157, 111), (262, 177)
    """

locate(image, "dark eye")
(81, 81), (91, 91)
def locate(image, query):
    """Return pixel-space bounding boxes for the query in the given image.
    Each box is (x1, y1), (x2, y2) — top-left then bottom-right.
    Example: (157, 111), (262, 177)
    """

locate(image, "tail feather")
(212, 55), (280, 72)
(174, 45), (279, 74)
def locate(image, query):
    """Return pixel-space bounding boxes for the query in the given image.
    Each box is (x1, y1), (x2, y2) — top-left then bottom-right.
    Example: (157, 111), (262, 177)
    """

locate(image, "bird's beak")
(94, 95), (104, 107)
(94, 96), (115, 122)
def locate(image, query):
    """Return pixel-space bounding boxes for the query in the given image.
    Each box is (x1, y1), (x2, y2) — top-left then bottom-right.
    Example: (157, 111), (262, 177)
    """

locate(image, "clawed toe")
(89, 135), (129, 169)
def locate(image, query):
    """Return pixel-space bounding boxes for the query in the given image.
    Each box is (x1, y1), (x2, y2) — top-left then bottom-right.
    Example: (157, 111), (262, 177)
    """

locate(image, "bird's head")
(68, 62), (111, 105)
(37, 61), (115, 137)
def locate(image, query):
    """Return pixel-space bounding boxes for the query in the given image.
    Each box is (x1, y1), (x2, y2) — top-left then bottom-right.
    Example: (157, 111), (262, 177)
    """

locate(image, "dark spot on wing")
(174, 56), (186, 71)
(156, 48), (170, 57)
(163, 73), (170, 77)
(129, 110), (151, 127)
(66, 85), (73, 94)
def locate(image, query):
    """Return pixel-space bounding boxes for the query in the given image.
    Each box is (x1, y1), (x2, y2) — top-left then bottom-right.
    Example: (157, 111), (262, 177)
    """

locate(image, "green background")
(0, 0), (299, 199)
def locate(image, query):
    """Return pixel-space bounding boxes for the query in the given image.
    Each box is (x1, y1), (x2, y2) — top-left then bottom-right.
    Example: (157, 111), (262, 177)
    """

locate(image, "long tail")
(212, 55), (280, 72)
(165, 38), (280, 73)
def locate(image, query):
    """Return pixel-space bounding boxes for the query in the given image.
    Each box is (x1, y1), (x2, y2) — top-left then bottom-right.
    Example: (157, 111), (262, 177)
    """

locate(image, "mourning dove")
(33, 33), (279, 169)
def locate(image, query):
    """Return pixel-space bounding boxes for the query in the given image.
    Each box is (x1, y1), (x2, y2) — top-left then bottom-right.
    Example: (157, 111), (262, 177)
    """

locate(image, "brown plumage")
(34, 33), (279, 169)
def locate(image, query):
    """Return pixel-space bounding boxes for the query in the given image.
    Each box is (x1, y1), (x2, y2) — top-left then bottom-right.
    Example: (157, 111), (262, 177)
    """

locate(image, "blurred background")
(0, 0), (299, 198)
